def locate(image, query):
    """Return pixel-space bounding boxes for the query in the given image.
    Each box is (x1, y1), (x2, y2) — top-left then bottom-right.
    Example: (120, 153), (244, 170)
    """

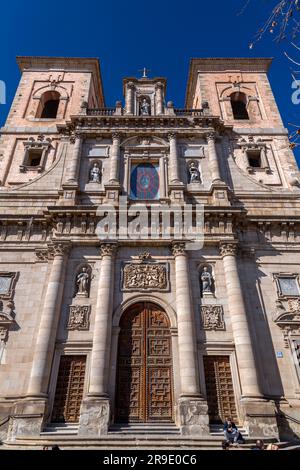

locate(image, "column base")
(78, 398), (110, 437)
(240, 398), (279, 439)
(176, 397), (209, 436)
(8, 398), (47, 441)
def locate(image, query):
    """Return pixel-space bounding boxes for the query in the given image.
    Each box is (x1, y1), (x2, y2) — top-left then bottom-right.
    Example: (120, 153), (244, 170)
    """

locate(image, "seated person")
(223, 417), (245, 444)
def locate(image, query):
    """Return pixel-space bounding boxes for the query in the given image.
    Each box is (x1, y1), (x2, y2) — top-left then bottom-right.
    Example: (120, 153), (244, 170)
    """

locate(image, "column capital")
(69, 131), (82, 145)
(127, 81), (135, 89)
(111, 132), (121, 141)
(219, 242), (238, 258)
(36, 241), (71, 261)
(100, 242), (118, 258)
(171, 242), (186, 257)
(168, 132), (177, 141)
(206, 132), (216, 143)
(155, 81), (163, 90)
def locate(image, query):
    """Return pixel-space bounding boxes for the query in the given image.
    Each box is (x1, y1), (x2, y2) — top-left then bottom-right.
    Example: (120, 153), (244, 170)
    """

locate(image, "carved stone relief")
(122, 262), (168, 291)
(67, 305), (91, 330)
(200, 305), (225, 330)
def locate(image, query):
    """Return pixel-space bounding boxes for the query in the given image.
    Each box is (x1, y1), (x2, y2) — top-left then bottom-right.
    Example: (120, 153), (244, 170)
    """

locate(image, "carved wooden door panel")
(203, 355), (238, 424)
(52, 355), (86, 423)
(115, 302), (173, 423)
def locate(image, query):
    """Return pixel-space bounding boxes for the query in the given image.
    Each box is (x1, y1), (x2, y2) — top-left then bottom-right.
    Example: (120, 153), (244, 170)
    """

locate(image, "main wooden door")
(51, 355), (86, 423)
(115, 302), (173, 423)
(203, 355), (238, 424)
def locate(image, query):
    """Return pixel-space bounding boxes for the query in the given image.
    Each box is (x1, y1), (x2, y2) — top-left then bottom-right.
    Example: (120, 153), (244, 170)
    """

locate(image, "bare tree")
(240, 1), (300, 148)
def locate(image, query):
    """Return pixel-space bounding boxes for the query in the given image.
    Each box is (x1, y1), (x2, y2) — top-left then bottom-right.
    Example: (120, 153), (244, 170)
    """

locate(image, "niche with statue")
(199, 264), (215, 297)
(74, 264), (92, 298)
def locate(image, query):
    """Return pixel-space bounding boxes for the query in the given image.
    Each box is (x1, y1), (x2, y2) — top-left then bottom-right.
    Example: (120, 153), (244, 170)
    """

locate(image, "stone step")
(3, 434), (283, 450)
(109, 423), (180, 435)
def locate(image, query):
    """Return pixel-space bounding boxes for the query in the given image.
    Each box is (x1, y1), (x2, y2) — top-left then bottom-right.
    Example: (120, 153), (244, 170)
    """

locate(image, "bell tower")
(123, 69), (166, 115)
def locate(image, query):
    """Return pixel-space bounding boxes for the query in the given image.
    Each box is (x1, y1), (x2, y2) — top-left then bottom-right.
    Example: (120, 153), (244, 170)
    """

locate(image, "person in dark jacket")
(223, 417), (245, 444)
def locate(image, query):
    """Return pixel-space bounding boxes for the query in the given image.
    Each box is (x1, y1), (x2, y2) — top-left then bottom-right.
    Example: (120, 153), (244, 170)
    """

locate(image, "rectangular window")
(278, 277), (300, 297)
(27, 149), (42, 167)
(247, 150), (261, 168)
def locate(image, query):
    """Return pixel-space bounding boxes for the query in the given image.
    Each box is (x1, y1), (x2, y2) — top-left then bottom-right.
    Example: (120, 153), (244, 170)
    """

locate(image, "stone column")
(109, 133), (120, 184)
(155, 82), (164, 115)
(125, 82), (134, 114)
(206, 133), (221, 183)
(172, 242), (209, 436)
(159, 155), (166, 198)
(67, 133), (82, 183)
(168, 133), (180, 183)
(220, 242), (261, 399)
(78, 243), (117, 436)
(27, 243), (70, 398)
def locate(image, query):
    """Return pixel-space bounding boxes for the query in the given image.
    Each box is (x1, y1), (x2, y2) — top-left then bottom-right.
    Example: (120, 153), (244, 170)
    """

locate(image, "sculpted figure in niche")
(89, 162), (101, 183)
(76, 267), (91, 297)
(200, 266), (213, 295)
(140, 98), (150, 116)
(189, 161), (201, 183)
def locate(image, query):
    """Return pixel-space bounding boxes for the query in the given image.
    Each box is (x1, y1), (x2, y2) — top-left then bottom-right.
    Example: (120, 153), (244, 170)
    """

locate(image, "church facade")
(0, 56), (300, 445)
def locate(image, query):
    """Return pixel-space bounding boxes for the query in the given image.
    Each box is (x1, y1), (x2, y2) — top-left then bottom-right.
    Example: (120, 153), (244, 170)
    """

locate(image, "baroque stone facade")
(0, 56), (300, 445)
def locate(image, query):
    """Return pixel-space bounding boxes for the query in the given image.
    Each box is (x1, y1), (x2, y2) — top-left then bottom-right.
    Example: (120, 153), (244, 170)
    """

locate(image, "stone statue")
(76, 267), (90, 297)
(140, 98), (150, 115)
(89, 162), (101, 183)
(201, 266), (213, 294)
(189, 161), (201, 183)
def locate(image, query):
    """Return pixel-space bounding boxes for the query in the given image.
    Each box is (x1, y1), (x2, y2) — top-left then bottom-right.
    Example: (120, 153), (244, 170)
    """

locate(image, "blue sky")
(0, 0), (299, 166)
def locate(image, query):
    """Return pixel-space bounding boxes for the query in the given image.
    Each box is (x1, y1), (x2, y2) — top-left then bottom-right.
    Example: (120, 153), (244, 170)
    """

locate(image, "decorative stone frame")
(20, 135), (52, 173)
(237, 136), (271, 175)
(273, 272), (300, 299)
(123, 137), (169, 200)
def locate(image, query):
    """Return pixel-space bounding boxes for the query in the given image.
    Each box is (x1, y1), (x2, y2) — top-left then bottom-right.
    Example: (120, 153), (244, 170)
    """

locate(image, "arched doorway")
(115, 302), (174, 423)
